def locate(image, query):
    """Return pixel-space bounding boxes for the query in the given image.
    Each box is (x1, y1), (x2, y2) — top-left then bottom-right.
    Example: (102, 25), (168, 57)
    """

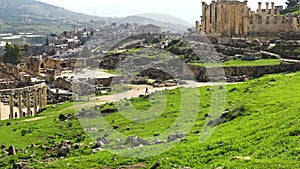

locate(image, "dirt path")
(1, 81), (228, 121)
(94, 81), (221, 104)
(23, 116), (48, 122)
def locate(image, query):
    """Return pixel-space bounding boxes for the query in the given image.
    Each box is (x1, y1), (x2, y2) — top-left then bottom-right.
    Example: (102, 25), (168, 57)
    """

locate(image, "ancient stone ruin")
(198, 0), (300, 43)
(0, 83), (47, 120)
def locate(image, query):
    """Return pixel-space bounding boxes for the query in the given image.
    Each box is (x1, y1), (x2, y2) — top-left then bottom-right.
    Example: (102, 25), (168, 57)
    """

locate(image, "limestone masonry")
(199, 0), (299, 38)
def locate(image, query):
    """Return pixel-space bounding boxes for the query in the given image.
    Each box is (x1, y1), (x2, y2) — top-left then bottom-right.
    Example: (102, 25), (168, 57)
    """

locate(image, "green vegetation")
(0, 72), (299, 168)
(107, 47), (142, 55)
(280, 0), (300, 15)
(190, 59), (281, 67)
(286, 0), (299, 8)
(2, 43), (21, 65)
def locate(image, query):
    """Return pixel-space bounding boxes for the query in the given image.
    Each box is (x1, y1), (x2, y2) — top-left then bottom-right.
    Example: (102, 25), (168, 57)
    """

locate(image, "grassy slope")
(190, 59), (281, 67)
(0, 72), (299, 168)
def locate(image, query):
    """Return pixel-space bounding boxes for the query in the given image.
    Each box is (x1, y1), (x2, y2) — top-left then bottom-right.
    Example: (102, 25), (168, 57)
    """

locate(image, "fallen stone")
(2, 150), (8, 155)
(92, 147), (103, 153)
(125, 136), (149, 147)
(167, 133), (186, 142)
(67, 114), (73, 119)
(151, 139), (167, 145)
(72, 143), (84, 149)
(8, 145), (16, 156)
(57, 141), (71, 157)
(95, 141), (105, 148)
(150, 161), (161, 169)
(58, 114), (67, 121)
(101, 108), (118, 114)
(231, 156), (251, 161)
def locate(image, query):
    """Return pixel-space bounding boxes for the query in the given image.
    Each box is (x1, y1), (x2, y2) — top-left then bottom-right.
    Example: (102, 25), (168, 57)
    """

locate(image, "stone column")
(205, 4), (211, 34)
(39, 88), (42, 108)
(195, 21), (200, 33)
(266, 2), (269, 15)
(18, 91), (22, 118)
(202, 2), (206, 33)
(224, 4), (229, 35)
(243, 1), (248, 35)
(258, 2), (262, 14)
(10, 92), (14, 119)
(292, 18), (298, 31)
(271, 2), (275, 15)
(43, 86), (47, 107)
(34, 88), (37, 116)
(26, 90), (30, 116)
(217, 3), (222, 33)
(234, 5), (240, 35)
(211, 1), (216, 34)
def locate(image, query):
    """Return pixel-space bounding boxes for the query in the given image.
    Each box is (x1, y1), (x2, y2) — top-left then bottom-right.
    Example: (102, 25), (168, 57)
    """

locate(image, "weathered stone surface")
(150, 161), (161, 169)
(201, 1), (300, 37)
(125, 136), (149, 147)
(187, 62), (300, 82)
(58, 114), (67, 121)
(231, 156), (251, 161)
(167, 133), (186, 142)
(101, 108), (118, 114)
(57, 141), (71, 157)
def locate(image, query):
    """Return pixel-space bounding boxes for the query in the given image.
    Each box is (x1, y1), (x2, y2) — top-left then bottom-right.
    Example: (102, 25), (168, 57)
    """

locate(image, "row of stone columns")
(258, 2), (277, 15)
(3, 85), (47, 119)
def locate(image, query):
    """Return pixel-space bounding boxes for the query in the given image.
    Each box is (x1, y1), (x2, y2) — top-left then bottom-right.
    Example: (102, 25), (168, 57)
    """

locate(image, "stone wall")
(23, 56), (42, 77)
(186, 62), (300, 82)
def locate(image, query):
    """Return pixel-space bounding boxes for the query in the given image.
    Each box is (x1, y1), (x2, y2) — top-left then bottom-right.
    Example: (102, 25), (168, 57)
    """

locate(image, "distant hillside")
(114, 15), (189, 33)
(0, 0), (189, 34)
(136, 13), (192, 27)
(0, 0), (95, 23)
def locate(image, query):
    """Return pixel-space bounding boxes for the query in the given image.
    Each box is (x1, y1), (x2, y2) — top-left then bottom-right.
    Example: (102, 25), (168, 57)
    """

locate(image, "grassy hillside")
(0, 72), (299, 168)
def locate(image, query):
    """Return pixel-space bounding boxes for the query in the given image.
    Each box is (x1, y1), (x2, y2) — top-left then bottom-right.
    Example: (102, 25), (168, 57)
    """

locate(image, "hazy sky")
(38, 0), (287, 24)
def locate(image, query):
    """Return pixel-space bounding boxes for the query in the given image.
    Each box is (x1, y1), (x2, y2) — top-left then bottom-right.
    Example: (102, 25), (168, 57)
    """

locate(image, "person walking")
(145, 87), (149, 94)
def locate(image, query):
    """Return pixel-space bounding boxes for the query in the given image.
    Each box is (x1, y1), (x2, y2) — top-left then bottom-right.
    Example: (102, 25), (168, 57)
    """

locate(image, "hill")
(0, 72), (299, 168)
(0, 0), (94, 23)
(115, 15), (189, 33)
(0, 0), (188, 34)
(136, 13), (192, 27)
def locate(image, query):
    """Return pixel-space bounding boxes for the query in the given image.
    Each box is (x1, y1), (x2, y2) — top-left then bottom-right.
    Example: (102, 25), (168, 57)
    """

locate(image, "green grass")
(107, 47), (142, 55)
(0, 72), (299, 168)
(190, 59), (281, 67)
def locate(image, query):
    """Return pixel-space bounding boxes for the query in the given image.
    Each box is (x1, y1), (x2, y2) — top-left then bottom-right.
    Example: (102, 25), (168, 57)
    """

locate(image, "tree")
(3, 43), (21, 65)
(286, 0), (299, 8)
(24, 44), (29, 57)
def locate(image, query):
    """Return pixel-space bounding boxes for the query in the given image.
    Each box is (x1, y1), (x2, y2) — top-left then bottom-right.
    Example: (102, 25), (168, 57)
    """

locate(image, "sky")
(38, 0), (287, 24)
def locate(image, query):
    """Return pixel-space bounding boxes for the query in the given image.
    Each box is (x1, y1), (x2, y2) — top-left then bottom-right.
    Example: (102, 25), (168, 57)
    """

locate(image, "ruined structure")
(199, 0), (300, 42)
(0, 83), (47, 120)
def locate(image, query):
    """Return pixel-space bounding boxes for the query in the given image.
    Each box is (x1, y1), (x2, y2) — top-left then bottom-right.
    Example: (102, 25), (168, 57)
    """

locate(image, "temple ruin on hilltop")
(197, 0), (300, 42)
